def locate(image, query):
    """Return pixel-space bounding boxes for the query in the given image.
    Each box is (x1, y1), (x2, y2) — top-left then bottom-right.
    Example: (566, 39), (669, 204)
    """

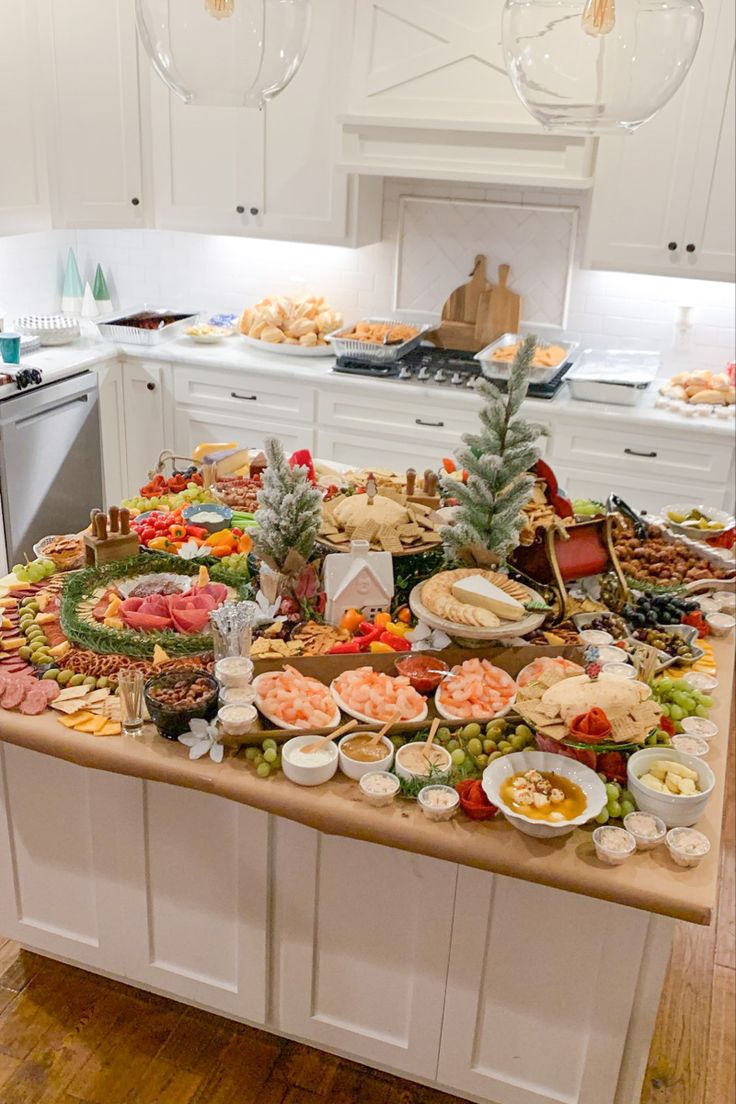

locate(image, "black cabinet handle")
(667, 241), (677, 251)
(146, 382), (156, 392)
(131, 197), (140, 206)
(624, 447), (657, 458)
(686, 243), (696, 253)
(236, 205), (245, 214)
(231, 391), (257, 402)
(250, 207), (260, 216)
(415, 418), (444, 427)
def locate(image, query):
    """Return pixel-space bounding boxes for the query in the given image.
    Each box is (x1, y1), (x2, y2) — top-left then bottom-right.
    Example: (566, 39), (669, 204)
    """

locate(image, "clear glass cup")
(118, 670), (145, 737)
(210, 617), (252, 664)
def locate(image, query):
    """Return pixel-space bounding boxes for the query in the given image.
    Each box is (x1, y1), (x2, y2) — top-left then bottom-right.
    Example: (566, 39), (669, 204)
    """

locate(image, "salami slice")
(1, 682), (27, 709)
(19, 689), (48, 715)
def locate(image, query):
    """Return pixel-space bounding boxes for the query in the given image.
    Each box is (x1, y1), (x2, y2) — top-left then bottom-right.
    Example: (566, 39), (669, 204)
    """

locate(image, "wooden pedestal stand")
(84, 507), (140, 565)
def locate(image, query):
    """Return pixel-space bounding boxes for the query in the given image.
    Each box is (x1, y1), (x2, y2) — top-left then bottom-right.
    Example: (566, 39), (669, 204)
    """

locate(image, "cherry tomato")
(140, 526), (156, 544)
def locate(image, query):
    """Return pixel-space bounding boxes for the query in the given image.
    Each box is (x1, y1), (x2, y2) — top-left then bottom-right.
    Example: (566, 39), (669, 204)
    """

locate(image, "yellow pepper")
(369, 641), (395, 653)
(383, 620), (410, 637)
(373, 611), (391, 628)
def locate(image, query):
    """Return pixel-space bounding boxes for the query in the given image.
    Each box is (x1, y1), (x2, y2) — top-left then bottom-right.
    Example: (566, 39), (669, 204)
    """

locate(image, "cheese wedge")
(197, 565), (210, 589)
(98, 722), (122, 737)
(57, 711), (95, 728)
(451, 576), (526, 622)
(153, 644), (170, 666)
(75, 716), (109, 734)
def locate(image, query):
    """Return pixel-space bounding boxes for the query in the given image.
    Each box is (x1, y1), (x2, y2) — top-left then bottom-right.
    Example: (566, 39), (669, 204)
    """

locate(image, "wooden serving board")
(430, 256), (522, 353)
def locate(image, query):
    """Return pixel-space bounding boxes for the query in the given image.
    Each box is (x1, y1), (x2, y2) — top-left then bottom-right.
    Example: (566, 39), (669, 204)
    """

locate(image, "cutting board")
(441, 254), (491, 324)
(484, 263), (521, 344)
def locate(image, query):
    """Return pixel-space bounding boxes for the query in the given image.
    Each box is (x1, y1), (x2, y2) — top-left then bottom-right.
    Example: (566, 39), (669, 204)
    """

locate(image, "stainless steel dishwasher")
(0, 371), (103, 568)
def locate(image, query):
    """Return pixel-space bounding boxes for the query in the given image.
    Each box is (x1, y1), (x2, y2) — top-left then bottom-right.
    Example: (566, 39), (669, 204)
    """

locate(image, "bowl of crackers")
(33, 533), (85, 570)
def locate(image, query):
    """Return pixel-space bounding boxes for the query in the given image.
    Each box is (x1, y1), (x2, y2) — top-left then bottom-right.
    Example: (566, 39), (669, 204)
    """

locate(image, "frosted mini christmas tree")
(441, 334), (546, 566)
(254, 437), (322, 576)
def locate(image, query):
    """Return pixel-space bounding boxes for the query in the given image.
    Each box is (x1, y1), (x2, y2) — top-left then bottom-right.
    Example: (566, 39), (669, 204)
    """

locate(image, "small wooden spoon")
(368, 709), (402, 747)
(302, 718), (358, 755)
(424, 716), (441, 751)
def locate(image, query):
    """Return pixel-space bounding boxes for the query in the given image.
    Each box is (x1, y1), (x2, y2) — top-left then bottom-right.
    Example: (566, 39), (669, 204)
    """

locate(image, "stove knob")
(466, 376), (479, 389)
(434, 368), (446, 383)
(417, 365), (431, 381)
(398, 364), (413, 380)
(451, 372), (464, 386)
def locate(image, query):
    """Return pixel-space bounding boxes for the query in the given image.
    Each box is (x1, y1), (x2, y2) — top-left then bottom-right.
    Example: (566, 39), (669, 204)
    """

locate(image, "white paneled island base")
(0, 742), (675, 1104)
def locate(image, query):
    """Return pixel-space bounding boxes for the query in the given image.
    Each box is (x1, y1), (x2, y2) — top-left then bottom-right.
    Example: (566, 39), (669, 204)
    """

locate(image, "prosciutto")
(119, 594), (174, 632)
(118, 584), (225, 634)
(168, 591), (218, 635)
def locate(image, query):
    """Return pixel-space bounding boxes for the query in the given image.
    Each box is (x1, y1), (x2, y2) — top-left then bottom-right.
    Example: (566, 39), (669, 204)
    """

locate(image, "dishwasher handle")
(15, 393), (89, 429)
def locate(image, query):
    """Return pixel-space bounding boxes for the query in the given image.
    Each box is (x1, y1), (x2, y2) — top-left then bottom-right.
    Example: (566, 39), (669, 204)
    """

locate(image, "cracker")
(351, 520), (376, 543)
(610, 716), (639, 743)
(57, 686), (90, 701)
(51, 699), (91, 715)
(537, 723), (569, 741)
(380, 530), (404, 554)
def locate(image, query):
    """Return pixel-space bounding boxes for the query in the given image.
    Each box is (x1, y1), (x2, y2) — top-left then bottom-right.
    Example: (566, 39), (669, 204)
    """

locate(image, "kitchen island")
(0, 631), (732, 1104)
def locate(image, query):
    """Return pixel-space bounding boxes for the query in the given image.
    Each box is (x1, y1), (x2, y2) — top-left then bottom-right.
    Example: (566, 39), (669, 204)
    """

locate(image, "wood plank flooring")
(0, 730), (732, 1104)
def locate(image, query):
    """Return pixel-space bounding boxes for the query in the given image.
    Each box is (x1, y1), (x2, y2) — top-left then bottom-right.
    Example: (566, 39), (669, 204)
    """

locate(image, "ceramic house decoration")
(323, 539), (394, 627)
(93, 264), (113, 315)
(61, 248), (84, 315)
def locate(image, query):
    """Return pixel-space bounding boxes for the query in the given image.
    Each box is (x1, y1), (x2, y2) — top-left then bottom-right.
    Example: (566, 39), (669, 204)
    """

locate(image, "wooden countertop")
(0, 640), (731, 926)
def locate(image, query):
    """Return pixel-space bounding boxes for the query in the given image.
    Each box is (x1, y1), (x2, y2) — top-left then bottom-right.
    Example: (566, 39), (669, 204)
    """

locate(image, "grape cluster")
(245, 738), (282, 778)
(121, 484), (211, 514)
(595, 780), (637, 825)
(623, 592), (699, 629)
(12, 558), (56, 584)
(393, 719), (536, 775)
(650, 676), (713, 729)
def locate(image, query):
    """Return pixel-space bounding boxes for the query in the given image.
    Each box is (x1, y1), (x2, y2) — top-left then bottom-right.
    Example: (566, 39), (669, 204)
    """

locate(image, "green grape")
(462, 723), (481, 740)
(695, 705), (710, 718)
(646, 733), (658, 746)
(621, 789), (634, 805)
(605, 783), (621, 801)
(253, 752), (264, 766)
(598, 772), (608, 782)
(262, 738), (278, 751)
(669, 704), (684, 721)
(699, 695), (714, 709)
(263, 748), (277, 764)
(658, 678), (673, 693)
(272, 757), (282, 772)
(447, 739), (460, 753)
(483, 739), (497, 755)
(673, 679), (691, 691)
(256, 762), (271, 778)
(595, 808), (610, 825)
(436, 727), (451, 743)
(620, 800), (636, 818)
(467, 738), (483, 757)
(488, 751), (504, 762)
(475, 754), (489, 769)
(498, 740), (513, 754)
(608, 800), (622, 819)
(13, 566), (30, 582)
(659, 703), (671, 717)
(451, 748), (466, 766)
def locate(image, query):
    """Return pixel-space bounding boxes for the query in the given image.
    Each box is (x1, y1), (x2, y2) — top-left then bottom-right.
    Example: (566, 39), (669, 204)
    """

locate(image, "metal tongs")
(607, 494), (648, 539)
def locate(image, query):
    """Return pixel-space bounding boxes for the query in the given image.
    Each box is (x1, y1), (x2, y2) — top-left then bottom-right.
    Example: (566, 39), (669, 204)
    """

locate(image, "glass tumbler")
(118, 670), (145, 737)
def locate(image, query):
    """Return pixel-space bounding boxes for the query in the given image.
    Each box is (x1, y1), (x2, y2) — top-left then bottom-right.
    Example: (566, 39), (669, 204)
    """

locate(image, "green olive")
(68, 674), (85, 687)
(83, 676), (97, 688)
(57, 670), (73, 686)
(42, 669), (61, 681)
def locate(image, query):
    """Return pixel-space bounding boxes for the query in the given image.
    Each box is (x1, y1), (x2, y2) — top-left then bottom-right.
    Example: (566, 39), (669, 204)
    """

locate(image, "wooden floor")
(0, 737), (733, 1104)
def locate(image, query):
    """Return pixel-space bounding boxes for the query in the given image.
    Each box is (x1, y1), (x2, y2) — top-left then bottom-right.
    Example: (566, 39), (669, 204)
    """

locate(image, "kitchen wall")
(1, 179), (734, 374)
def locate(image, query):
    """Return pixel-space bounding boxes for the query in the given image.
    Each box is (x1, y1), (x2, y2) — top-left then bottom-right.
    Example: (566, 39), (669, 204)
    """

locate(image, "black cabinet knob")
(131, 197), (140, 206)
(667, 241), (678, 251)
(236, 205), (245, 214)
(249, 207), (259, 216)
(686, 243), (696, 253)
(146, 382), (156, 392)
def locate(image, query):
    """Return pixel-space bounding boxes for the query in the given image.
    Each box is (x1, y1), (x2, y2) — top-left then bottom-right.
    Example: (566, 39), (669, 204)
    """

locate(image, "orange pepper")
(339, 608), (363, 633)
(237, 533), (253, 554)
(373, 611), (391, 628)
(396, 606), (413, 624)
(369, 641), (395, 654)
(205, 529), (236, 547)
(208, 544), (233, 558)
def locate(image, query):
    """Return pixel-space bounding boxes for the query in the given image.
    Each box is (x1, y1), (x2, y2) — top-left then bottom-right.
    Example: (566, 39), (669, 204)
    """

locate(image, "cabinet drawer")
(552, 426), (732, 485)
(173, 367), (316, 424)
(555, 470), (730, 514)
(320, 388), (479, 439)
(174, 406), (314, 458)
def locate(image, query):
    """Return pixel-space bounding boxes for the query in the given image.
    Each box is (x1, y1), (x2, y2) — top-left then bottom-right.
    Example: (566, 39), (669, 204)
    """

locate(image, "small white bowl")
(218, 703), (258, 736)
(220, 685), (257, 707)
(624, 811), (667, 851)
(395, 741), (452, 781)
(359, 771), (400, 807)
(281, 735), (338, 786)
(579, 629), (614, 646)
(706, 612), (735, 637)
(593, 826), (636, 866)
(601, 662), (637, 680)
(627, 747), (715, 827)
(666, 827), (711, 868)
(682, 672), (719, 692)
(482, 750), (606, 839)
(713, 590), (736, 613)
(338, 732), (394, 781)
(681, 717), (718, 740)
(597, 645), (632, 665)
(662, 503), (734, 540)
(672, 734), (710, 758)
(215, 656), (254, 687)
(418, 785), (459, 822)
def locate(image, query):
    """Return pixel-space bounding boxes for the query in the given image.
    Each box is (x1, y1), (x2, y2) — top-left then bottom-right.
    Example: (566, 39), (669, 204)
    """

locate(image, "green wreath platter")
(60, 555), (253, 658)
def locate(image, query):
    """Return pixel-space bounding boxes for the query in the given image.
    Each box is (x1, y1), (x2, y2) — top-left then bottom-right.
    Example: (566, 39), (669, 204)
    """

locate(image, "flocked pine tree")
(441, 334), (546, 566)
(254, 437), (322, 574)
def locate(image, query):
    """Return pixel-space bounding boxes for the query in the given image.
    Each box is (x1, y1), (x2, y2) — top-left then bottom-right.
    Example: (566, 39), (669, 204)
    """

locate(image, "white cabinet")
(584, 0), (735, 280)
(437, 868), (656, 1104)
(272, 818), (457, 1078)
(97, 358), (128, 508)
(117, 781), (270, 1023)
(122, 359), (165, 491)
(174, 405), (313, 459)
(172, 366), (316, 424)
(0, 0), (51, 234)
(39, 0), (145, 229)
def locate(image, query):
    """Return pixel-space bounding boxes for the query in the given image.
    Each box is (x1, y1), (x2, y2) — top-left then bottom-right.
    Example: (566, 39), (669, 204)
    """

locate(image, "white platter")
(185, 332), (229, 345)
(252, 673), (341, 731)
(434, 663), (517, 722)
(661, 503), (735, 541)
(240, 333), (334, 358)
(482, 750), (607, 839)
(330, 681), (428, 727)
(409, 581), (547, 642)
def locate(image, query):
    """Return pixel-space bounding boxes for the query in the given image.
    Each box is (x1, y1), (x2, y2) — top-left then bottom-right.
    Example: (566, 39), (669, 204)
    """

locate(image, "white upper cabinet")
(584, 0), (735, 280)
(39, 0), (145, 229)
(0, 1), (51, 234)
(339, 0), (594, 186)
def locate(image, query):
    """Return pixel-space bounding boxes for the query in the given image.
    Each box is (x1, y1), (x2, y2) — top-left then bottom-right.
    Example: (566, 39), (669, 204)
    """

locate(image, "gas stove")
(333, 346), (571, 400)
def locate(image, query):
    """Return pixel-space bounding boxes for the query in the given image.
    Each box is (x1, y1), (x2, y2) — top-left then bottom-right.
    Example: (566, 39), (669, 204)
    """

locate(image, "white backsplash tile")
(0, 176), (733, 374)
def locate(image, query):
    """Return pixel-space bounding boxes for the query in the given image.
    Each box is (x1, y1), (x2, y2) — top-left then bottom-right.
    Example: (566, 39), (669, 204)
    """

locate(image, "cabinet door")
(149, 75), (264, 235)
(122, 360), (165, 492)
(0, 0), (51, 234)
(174, 405), (313, 458)
(438, 868), (651, 1104)
(0, 745), (133, 975)
(116, 780), (270, 1023)
(584, 0), (729, 277)
(272, 819), (457, 1078)
(97, 359), (128, 508)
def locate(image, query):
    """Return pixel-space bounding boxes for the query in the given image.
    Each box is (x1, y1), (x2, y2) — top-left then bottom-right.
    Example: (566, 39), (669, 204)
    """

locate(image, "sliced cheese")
(153, 644), (170, 666)
(98, 722), (122, 737)
(75, 716), (109, 734)
(57, 711), (95, 728)
(451, 576), (526, 622)
(196, 565), (210, 588)
(1, 637), (26, 651)
(211, 448), (251, 479)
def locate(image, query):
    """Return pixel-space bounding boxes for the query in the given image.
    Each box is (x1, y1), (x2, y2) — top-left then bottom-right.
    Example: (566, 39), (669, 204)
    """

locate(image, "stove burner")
(333, 347), (571, 400)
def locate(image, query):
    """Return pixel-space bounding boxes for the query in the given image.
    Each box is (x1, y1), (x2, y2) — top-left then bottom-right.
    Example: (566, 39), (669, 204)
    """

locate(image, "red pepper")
(380, 630), (410, 651)
(185, 525), (208, 540)
(328, 640), (364, 654)
(354, 621), (385, 649)
(169, 524), (187, 540)
(659, 715), (676, 737)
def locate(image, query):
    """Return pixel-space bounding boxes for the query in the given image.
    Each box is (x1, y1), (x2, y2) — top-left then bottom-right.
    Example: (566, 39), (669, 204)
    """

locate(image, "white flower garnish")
(178, 717), (224, 763)
(177, 540), (211, 561)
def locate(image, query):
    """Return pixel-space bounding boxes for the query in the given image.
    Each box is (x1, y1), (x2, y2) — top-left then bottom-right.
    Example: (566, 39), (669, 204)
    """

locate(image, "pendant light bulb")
(581, 0), (616, 36)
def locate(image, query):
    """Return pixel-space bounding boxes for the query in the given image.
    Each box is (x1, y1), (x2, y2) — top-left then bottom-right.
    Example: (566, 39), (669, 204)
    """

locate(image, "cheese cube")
(640, 772), (667, 793)
(451, 576), (526, 622)
(653, 760), (699, 783)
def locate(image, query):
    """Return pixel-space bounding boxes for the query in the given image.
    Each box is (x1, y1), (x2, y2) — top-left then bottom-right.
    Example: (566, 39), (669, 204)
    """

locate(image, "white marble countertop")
(16, 333), (736, 439)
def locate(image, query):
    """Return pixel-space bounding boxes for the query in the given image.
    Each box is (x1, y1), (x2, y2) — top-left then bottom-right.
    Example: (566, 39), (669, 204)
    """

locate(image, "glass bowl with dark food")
(144, 669), (219, 740)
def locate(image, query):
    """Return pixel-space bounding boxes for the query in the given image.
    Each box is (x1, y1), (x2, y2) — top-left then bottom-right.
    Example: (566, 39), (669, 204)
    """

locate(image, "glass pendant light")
(502, 0), (704, 134)
(135, 0), (312, 108)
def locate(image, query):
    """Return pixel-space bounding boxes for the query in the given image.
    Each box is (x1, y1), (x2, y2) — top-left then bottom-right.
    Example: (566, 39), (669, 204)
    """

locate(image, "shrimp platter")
(435, 658), (517, 721)
(332, 667), (428, 724)
(253, 666), (341, 731)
